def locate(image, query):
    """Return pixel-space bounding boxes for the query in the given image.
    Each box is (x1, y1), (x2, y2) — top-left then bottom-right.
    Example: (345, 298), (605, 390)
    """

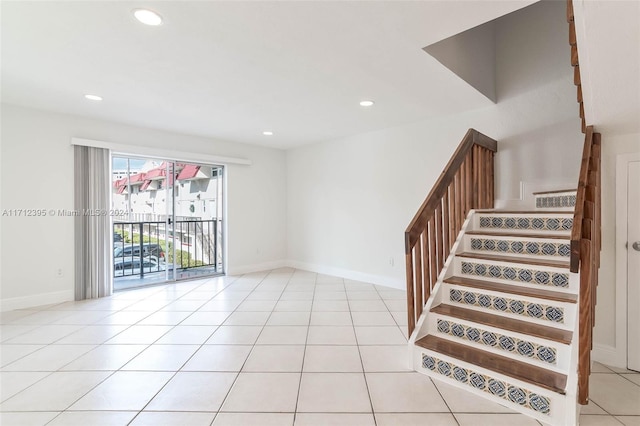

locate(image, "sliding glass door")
(112, 156), (224, 291)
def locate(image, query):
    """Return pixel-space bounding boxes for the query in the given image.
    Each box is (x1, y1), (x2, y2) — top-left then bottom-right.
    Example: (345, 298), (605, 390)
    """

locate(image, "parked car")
(113, 243), (164, 261)
(113, 256), (165, 277)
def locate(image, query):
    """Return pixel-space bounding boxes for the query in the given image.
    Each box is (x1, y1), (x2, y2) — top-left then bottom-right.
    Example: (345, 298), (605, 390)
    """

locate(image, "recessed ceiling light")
(359, 100), (375, 107)
(263, 131), (274, 136)
(84, 94), (103, 101)
(133, 9), (163, 26)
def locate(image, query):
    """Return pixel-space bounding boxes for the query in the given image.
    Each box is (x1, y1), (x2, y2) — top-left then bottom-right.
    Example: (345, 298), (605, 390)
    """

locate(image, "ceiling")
(1, 1), (534, 149)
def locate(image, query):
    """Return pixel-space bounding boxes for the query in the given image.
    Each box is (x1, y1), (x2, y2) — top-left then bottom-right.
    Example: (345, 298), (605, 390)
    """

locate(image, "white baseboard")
(0, 290), (74, 312)
(286, 260), (404, 290)
(226, 260), (289, 276)
(592, 343), (627, 369)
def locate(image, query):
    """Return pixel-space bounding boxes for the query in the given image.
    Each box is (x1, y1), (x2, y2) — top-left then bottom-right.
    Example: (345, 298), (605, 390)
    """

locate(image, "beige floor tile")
(198, 299), (242, 312)
(0, 372), (50, 402)
(314, 291), (347, 301)
(0, 325), (39, 342)
(366, 372), (448, 412)
(359, 345), (412, 372)
(246, 291), (283, 301)
(590, 373), (640, 415)
(61, 345), (147, 371)
(145, 372), (236, 411)
(182, 345), (252, 371)
(69, 371), (173, 410)
(297, 372), (371, 413)
(377, 290), (406, 300)
(354, 326), (406, 345)
(213, 413), (294, 426)
(2, 345), (96, 372)
(623, 374), (640, 386)
(347, 291), (381, 301)
(104, 325), (172, 344)
(243, 345), (305, 372)
(221, 372), (300, 412)
(236, 300), (278, 312)
(307, 326), (356, 345)
(303, 345), (363, 372)
(279, 292), (314, 301)
(133, 412), (217, 426)
(310, 311), (352, 326)
(455, 413), (541, 426)
(162, 300), (208, 311)
(268, 312), (310, 326)
(4, 325), (84, 344)
(347, 300), (390, 312)
(0, 412), (60, 426)
(578, 415), (625, 425)
(434, 380), (514, 413)
(390, 311), (408, 326)
(206, 326), (263, 344)
(351, 311), (396, 326)
(617, 416), (640, 426)
(48, 411), (137, 425)
(256, 326), (309, 345)
(383, 300), (407, 311)
(224, 311), (271, 326)
(50, 311), (113, 325)
(581, 400), (608, 415)
(0, 345), (44, 367)
(55, 325), (129, 344)
(375, 413), (458, 426)
(295, 413), (375, 426)
(592, 362), (615, 373)
(0, 371), (110, 411)
(121, 344), (199, 371)
(311, 301), (350, 312)
(95, 311), (152, 325)
(155, 325), (217, 344)
(274, 301), (313, 312)
(175, 311), (232, 326)
(137, 311), (192, 325)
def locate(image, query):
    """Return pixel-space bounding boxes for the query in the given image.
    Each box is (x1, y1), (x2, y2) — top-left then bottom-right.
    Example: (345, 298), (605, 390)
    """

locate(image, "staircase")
(409, 203), (580, 425)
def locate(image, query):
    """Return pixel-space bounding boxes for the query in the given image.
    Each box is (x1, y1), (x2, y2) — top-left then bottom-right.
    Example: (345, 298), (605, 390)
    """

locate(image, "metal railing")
(113, 218), (221, 279)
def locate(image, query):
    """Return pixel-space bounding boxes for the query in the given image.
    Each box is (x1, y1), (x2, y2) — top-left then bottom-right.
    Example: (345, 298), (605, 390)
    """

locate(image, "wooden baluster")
(460, 158), (467, 219)
(414, 233), (423, 320)
(489, 150), (495, 208)
(455, 169), (462, 235)
(435, 204), (443, 271)
(449, 182), (456, 245)
(472, 145), (479, 208)
(429, 216), (437, 287)
(578, 238), (592, 404)
(406, 246), (416, 336)
(442, 192), (450, 261)
(465, 153), (472, 214)
(422, 228), (430, 300)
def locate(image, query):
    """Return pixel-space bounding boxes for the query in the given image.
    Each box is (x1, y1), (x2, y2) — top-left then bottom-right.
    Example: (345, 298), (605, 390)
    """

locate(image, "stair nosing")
(475, 210), (574, 214)
(443, 275), (577, 304)
(431, 303), (573, 344)
(457, 252), (571, 269)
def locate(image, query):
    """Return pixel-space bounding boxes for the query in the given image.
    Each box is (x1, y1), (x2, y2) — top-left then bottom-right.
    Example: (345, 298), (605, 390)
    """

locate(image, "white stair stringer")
(409, 210), (581, 426)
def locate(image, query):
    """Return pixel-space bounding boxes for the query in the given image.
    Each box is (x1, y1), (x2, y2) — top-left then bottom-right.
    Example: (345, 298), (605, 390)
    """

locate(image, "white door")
(627, 161), (640, 371)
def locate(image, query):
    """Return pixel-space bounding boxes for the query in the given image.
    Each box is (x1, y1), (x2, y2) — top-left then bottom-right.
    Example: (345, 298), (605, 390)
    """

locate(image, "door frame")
(616, 151), (640, 370)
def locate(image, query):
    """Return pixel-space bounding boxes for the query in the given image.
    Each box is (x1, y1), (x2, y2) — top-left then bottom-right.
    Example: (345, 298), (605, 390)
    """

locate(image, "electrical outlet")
(56, 268), (63, 276)
(389, 257), (395, 267)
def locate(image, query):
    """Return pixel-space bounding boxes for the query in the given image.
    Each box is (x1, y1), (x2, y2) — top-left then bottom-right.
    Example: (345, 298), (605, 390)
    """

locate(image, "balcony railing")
(113, 218), (221, 279)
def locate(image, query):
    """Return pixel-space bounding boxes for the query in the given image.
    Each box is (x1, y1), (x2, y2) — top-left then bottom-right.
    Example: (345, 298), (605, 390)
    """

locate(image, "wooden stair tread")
(431, 304), (572, 344)
(416, 335), (567, 394)
(475, 210), (573, 214)
(457, 252), (570, 269)
(444, 276), (577, 304)
(466, 231), (569, 240)
(532, 188), (577, 195)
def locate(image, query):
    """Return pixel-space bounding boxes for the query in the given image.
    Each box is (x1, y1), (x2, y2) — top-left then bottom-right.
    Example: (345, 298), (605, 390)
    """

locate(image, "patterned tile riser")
(435, 319), (558, 364)
(469, 238), (571, 257)
(478, 216), (572, 231)
(421, 353), (551, 415)
(460, 261), (570, 288)
(536, 195), (577, 209)
(449, 289), (564, 323)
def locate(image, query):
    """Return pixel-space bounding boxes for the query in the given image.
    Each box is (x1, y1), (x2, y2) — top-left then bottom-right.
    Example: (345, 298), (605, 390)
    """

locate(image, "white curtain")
(74, 145), (112, 299)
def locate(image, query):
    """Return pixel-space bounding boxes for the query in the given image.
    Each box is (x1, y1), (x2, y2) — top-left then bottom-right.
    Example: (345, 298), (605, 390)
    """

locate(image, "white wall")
(286, 1), (583, 288)
(592, 132), (640, 368)
(0, 104), (287, 310)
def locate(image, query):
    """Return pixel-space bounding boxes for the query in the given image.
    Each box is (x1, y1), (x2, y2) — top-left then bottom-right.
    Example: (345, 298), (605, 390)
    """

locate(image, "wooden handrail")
(571, 126), (602, 405)
(405, 129), (497, 336)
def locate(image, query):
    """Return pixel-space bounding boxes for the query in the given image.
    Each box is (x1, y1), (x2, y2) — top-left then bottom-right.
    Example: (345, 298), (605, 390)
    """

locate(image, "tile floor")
(0, 268), (638, 425)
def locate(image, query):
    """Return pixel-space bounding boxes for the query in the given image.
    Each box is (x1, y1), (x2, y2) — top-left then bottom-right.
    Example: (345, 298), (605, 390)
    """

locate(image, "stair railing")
(405, 129), (498, 336)
(570, 126), (602, 405)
